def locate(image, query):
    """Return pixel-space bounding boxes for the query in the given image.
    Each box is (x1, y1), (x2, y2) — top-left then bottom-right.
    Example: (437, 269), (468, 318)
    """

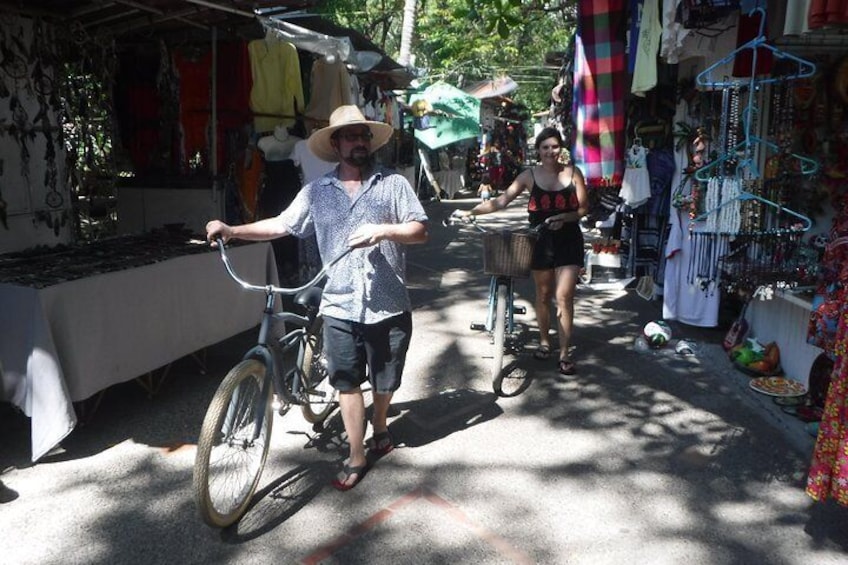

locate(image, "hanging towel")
(572, 0), (627, 188)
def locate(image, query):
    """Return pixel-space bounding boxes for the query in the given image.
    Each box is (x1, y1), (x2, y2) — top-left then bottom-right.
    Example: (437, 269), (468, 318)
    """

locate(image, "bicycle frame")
(213, 239), (347, 442)
(485, 275), (519, 335)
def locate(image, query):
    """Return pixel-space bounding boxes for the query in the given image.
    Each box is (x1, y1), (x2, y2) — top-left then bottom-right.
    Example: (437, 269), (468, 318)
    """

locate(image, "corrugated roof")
(1, 1), (316, 39)
(0, 1), (412, 86)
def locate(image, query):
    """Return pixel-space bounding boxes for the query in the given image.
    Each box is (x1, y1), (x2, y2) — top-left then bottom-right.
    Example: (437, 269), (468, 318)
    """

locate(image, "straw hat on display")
(307, 105), (393, 162)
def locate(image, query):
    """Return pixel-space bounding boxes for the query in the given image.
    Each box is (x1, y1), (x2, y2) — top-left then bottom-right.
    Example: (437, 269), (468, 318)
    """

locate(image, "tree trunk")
(397, 0), (417, 67)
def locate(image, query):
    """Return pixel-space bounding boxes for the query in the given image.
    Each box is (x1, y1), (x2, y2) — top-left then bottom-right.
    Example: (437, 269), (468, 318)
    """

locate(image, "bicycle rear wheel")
(490, 282), (508, 381)
(301, 324), (337, 423)
(193, 359), (273, 528)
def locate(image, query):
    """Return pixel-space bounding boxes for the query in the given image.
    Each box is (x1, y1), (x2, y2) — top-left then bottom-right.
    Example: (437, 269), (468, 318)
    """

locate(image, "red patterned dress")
(806, 197), (848, 505)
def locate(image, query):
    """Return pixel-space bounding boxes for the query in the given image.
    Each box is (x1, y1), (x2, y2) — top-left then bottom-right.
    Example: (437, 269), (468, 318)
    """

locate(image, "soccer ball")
(643, 320), (672, 348)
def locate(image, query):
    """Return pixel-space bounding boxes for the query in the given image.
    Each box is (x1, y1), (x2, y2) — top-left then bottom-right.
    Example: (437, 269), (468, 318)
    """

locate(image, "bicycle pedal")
(470, 323), (486, 331)
(513, 306), (526, 315)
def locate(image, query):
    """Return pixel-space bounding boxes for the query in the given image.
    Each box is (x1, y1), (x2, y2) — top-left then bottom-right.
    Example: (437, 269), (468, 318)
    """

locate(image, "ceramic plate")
(749, 376), (807, 398)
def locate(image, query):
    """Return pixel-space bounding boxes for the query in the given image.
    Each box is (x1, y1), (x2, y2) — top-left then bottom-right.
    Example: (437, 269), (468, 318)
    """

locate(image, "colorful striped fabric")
(573, 0), (627, 188)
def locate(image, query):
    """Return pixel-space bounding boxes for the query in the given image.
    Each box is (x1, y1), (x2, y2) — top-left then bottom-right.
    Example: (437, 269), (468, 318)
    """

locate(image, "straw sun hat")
(307, 105), (393, 162)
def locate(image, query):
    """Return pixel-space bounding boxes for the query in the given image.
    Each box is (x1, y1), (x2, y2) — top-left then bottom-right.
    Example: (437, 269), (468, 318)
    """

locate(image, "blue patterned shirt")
(277, 166), (428, 323)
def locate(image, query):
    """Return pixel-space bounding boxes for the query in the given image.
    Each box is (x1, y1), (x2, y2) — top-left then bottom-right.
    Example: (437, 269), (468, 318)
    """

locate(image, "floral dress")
(806, 195), (848, 505)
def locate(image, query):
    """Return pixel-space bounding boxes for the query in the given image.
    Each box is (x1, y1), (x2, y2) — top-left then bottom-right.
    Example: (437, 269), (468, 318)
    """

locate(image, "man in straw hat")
(206, 105), (429, 490)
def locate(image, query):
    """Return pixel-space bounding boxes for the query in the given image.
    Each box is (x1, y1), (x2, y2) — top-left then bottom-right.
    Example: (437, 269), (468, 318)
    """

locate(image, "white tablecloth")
(0, 242), (276, 461)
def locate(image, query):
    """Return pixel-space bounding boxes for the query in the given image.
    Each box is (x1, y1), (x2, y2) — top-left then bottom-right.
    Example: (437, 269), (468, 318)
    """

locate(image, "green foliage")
(317, 0), (577, 113)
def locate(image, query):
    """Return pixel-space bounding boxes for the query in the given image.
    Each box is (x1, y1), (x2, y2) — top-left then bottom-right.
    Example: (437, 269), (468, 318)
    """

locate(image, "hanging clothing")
(631, 0), (662, 96)
(236, 147), (263, 221)
(807, 197), (848, 506)
(173, 48), (212, 172)
(304, 58), (353, 134)
(619, 144), (651, 208)
(662, 139), (718, 327)
(628, 0), (645, 73)
(808, 0), (848, 29)
(115, 49), (160, 173)
(572, 0), (627, 188)
(732, 8), (774, 78)
(784, 0), (812, 35)
(807, 297), (848, 506)
(216, 41), (252, 170)
(660, 0), (690, 64)
(248, 38), (304, 132)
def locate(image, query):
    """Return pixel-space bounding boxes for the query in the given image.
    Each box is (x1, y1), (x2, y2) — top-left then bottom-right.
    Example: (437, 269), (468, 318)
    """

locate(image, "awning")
(463, 76), (519, 99)
(408, 82), (481, 149)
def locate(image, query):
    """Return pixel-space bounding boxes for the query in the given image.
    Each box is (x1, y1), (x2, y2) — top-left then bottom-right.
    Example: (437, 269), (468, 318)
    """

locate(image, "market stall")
(0, 236), (275, 462)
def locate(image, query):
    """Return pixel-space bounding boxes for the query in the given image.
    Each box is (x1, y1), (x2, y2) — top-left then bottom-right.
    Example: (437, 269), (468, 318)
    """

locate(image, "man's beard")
(343, 148), (373, 168)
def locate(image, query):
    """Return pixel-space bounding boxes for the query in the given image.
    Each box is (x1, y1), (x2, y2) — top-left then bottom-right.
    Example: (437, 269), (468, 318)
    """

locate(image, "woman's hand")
(544, 213), (568, 231)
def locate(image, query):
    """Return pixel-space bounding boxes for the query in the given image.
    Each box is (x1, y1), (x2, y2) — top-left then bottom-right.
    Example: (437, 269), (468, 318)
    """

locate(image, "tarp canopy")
(408, 82), (481, 150)
(463, 76), (519, 99)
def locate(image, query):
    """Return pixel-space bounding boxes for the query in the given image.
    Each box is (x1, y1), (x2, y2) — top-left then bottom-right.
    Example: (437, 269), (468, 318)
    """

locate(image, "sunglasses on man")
(335, 130), (374, 143)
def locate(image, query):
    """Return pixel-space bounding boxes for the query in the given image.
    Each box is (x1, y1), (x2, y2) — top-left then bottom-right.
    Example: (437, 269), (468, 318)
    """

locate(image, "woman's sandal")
(367, 431), (394, 456)
(558, 358), (576, 375)
(533, 345), (552, 360)
(332, 463), (368, 491)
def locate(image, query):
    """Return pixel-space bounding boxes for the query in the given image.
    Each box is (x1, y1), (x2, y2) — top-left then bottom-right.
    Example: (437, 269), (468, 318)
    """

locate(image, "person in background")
(206, 105), (429, 490)
(477, 172), (493, 201)
(456, 127), (587, 375)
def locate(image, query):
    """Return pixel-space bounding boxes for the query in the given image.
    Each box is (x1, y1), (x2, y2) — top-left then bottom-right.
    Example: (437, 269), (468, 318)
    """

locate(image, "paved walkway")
(1, 198), (847, 564)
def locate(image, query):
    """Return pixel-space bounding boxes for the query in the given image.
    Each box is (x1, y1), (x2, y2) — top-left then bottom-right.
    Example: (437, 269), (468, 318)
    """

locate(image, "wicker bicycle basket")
(482, 230), (538, 278)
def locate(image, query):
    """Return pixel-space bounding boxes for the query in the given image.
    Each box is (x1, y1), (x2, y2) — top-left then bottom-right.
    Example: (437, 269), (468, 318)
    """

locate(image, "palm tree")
(398, 0), (416, 67)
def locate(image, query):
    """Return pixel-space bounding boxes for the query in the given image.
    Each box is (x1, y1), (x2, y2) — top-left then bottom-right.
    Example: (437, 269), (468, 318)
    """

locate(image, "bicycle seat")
(295, 286), (323, 311)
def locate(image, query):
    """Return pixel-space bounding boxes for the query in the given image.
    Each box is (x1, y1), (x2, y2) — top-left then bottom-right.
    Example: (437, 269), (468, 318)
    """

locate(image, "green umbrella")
(408, 82), (481, 150)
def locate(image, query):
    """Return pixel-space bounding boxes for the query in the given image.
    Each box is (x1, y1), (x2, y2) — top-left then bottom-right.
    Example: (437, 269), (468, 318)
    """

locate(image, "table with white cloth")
(0, 236), (276, 462)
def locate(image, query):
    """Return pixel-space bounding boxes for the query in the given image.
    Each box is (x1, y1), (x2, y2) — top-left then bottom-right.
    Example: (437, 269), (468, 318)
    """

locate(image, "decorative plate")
(749, 376), (807, 398)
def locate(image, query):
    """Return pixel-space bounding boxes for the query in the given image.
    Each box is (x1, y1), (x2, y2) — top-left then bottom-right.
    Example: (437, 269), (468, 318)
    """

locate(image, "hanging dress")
(619, 144), (651, 208)
(806, 203), (848, 506)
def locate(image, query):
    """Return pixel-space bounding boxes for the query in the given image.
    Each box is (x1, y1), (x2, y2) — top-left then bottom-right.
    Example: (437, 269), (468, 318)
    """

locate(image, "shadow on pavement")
(388, 388), (503, 448)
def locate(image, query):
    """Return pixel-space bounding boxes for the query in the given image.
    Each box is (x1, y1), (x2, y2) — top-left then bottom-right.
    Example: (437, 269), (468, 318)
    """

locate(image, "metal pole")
(210, 26), (220, 216)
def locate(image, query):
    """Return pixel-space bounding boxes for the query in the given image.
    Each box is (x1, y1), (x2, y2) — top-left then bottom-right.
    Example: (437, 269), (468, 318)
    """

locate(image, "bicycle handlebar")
(214, 237), (352, 295)
(442, 210), (547, 235)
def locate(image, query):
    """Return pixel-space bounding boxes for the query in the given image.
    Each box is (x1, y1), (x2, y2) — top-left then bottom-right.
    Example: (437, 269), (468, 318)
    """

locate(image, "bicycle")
(193, 238), (349, 528)
(445, 212), (544, 396)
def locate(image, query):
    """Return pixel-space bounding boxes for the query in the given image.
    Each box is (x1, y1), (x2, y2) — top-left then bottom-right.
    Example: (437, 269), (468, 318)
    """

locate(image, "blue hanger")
(692, 190), (812, 233)
(695, 7), (816, 89)
(694, 136), (819, 183)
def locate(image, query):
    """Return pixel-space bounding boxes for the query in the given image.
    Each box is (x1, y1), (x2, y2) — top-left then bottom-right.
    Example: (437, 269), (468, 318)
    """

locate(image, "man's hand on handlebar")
(206, 220), (233, 246)
(348, 223), (384, 248)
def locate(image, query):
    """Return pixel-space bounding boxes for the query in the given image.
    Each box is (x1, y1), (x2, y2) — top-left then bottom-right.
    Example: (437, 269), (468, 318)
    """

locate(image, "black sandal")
(332, 463), (368, 491)
(558, 358), (576, 375)
(533, 345), (552, 360)
(367, 431), (394, 456)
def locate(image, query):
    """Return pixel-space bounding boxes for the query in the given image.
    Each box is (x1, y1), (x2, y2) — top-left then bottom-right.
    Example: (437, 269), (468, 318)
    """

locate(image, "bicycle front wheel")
(301, 324), (337, 423)
(193, 359), (273, 528)
(490, 282), (508, 381)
